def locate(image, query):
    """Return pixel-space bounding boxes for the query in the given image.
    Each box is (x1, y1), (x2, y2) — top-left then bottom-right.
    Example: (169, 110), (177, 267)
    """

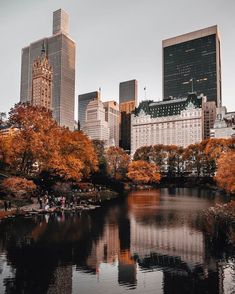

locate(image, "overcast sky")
(0, 0), (235, 119)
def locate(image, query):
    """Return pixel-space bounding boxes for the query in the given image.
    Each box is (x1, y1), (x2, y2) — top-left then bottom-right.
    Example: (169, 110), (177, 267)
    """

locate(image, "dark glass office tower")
(163, 26), (221, 106)
(20, 9), (76, 130)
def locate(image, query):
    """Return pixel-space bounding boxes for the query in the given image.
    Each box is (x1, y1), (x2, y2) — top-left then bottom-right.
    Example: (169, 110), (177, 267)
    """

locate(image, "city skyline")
(0, 0), (235, 119)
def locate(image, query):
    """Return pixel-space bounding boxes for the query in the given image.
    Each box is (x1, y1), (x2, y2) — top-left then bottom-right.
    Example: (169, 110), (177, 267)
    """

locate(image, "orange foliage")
(205, 138), (235, 161)
(2, 177), (36, 198)
(215, 151), (235, 194)
(45, 129), (98, 181)
(127, 160), (161, 184)
(0, 103), (98, 181)
(105, 147), (130, 180)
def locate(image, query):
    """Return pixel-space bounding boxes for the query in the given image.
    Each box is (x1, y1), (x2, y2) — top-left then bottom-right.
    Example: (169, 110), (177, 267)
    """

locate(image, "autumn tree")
(0, 112), (6, 127)
(105, 146), (130, 180)
(127, 160), (161, 184)
(5, 103), (58, 176)
(133, 146), (153, 162)
(46, 129), (98, 181)
(133, 144), (168, 173)
(215, 151), (235, 194)
(151, 144), (168, 172)
(1, 177), (36, 198)
(92, 139), (107, 174)
(1, 103), (98, 181)
(163, 145), (184, 177)
(205, 138), (235, 161)
(182, 142), (209, 176)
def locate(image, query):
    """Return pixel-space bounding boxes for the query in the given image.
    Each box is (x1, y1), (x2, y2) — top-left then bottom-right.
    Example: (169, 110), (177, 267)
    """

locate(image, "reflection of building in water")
(85, 212), (137, 288)
(118, 250), (136, 288)
(130, 216), (205, 266)
(219, 260), (235, 294)
(47, 265), (73, 294)
(128, 191), (205, 267)
(86, 224), (120, 271)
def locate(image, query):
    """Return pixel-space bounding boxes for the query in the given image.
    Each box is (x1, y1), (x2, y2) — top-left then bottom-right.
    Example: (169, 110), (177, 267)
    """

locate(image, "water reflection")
(0, 188), (234, 294)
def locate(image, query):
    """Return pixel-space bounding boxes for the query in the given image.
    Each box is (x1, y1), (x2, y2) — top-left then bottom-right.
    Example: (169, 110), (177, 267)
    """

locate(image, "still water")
(0, 188), (234, 294)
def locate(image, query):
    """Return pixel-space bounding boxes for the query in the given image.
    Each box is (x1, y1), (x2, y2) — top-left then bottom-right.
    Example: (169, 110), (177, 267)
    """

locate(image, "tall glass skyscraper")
(20, 9), (76, 130)
(163, 26), (221, 106)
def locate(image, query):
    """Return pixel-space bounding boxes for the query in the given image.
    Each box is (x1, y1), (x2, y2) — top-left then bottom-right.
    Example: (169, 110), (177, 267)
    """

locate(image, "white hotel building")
(131, 93), (216, 156)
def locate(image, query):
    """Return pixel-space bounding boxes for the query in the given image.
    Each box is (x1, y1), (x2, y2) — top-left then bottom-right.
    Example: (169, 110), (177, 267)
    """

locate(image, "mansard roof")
(134, 93), (203, 118)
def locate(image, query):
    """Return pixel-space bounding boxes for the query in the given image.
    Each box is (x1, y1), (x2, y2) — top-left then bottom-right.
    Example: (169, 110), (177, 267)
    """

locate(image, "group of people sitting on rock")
(37, 193), (90, 211)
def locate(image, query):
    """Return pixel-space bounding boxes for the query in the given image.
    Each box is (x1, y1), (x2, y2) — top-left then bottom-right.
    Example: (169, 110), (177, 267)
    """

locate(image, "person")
(39, 197), (43, 209)
(4, 200), (8, 212)
(8, 201), (11, 211)
(61, 196), (65, 209)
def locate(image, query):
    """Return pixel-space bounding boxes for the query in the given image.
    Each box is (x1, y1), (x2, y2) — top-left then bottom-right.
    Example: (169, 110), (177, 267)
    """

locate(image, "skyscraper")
(78, 91), (100, 130)
(119, 80), (138, 111)
(163, 26), (221, 106)
(119, 80), (138, 152)
(20, 9), (75, 130)
(103, 101), (120, 146)
(83, 98), (109, 145)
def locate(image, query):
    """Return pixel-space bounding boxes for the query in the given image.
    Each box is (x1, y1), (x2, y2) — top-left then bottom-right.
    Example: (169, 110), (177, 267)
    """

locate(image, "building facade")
(131, 93), (209, 156)
(119, 80), (138, 152)
(83, 98), (109, 145)
(78, 91), (100, 131)
(103, 101), (120, 146)
(202, 101), (216, 139)
(32, 50), (52, 110)
(20, 9), (75, 130)
(210, 107), (235, 138)
(163, 26), (222, 107)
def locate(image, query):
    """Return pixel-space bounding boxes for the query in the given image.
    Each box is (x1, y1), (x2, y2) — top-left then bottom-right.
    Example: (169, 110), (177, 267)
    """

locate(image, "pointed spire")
(41, 41), (46, 56)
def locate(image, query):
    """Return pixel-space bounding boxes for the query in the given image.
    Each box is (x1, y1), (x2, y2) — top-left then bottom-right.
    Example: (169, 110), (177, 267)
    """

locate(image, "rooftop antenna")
(144, 86), (147, 100)
(98, 87), (101, 100)
(190, 78), (194, 92)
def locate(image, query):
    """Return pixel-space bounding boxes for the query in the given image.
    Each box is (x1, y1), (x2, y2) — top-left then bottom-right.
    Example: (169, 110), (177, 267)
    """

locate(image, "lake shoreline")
(1, 177), (234, 220)
(0, 188), (120, 220)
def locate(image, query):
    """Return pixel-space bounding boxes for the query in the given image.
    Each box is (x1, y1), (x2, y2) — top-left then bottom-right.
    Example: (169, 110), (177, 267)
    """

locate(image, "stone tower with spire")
(32, 43), (53, 110)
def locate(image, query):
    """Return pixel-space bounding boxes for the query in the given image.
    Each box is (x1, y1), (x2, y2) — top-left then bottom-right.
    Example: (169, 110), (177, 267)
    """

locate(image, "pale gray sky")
(0, 0), (235, 119)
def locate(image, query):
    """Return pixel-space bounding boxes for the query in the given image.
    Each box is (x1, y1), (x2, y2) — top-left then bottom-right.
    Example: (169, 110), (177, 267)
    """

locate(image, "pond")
(0, 188), (234, 294)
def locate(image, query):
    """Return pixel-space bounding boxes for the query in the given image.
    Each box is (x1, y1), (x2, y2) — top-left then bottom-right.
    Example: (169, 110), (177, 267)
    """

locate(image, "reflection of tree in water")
(0, 204), (113, 294)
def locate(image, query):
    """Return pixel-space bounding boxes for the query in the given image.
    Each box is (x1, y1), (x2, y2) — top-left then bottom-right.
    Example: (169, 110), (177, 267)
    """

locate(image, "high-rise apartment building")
(20, 9), (75, 130)
(78, 91), (100, 130)
(163, 26), (221, 106)
(32, 49), (52, 110)
(103, 101), (120, 147)
(119, 80), (138, 152)
(202, 101), (216, 139)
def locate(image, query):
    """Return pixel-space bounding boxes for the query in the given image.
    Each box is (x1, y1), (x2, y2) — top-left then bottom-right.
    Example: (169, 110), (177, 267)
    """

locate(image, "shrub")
(1, 177), (36, 198)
